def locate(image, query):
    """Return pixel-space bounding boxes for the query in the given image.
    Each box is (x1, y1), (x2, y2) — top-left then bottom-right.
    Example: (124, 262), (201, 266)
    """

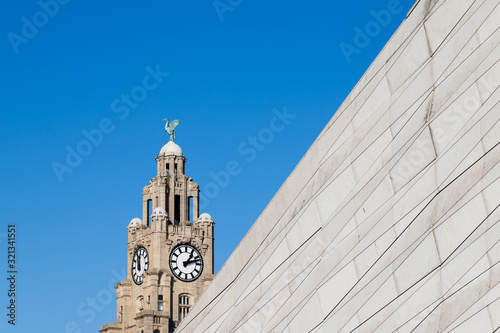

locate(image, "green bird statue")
(163, 118), (180, 141)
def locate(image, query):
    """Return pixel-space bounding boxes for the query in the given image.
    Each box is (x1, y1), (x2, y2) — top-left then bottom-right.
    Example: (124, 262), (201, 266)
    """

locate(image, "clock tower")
(100, 126), (215, 333)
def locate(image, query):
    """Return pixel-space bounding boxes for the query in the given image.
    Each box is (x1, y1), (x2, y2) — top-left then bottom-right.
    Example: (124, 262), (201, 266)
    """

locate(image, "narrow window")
(174, 195), (180, 225)
(166, 186), (169, 213)
(137, 296), (144, 311)
(158, 294), (164, 311)
(147, 199), (153, 226)
(188, 197), (193, 223)
(179, 294), (191, 322)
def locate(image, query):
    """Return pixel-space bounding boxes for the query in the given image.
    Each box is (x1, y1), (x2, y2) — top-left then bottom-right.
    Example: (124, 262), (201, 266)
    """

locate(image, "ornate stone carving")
(142, 183), (153, 194)
(188, 177), (199, 190)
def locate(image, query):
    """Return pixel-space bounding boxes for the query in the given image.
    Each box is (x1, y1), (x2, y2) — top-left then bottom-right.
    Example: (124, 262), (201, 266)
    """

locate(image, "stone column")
(142, 198), (148, 224)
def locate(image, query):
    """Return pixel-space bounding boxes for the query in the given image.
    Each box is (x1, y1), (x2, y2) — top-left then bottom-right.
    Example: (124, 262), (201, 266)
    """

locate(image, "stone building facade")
(100, 140), (215, 333)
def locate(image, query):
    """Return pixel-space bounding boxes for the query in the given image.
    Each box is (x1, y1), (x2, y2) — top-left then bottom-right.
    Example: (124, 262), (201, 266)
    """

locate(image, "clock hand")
(137, 255), (141, 272)
(184, 258), (201, 266)
(183, 252), (194, 266)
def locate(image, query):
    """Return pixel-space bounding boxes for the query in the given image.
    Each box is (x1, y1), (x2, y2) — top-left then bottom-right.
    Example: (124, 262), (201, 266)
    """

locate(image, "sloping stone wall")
(177, 0), (500, 331)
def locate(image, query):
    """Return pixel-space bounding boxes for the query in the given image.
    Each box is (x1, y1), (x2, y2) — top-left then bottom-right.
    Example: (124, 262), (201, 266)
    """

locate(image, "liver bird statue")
(163, 118), (180, 141)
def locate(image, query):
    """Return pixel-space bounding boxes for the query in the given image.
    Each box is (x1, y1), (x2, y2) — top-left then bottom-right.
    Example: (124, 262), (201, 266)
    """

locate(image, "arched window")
(178, 294), (191, 322)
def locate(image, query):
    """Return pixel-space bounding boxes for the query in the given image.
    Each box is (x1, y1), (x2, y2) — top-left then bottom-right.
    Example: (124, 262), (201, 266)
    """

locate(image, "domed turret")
(159, 141), (183, 156)
(197, 213), (214, 223)
(128, 218), (143, 228)
(151, 207), (168, 218)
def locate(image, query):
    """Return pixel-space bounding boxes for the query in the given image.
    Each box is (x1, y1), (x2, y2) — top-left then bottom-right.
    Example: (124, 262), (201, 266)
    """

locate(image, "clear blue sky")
(0, 0), (413, 332)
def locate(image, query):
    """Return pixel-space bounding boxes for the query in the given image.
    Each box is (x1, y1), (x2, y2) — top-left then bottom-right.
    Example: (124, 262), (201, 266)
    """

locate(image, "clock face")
(169, 244), (203, 282)
(132, 247), (149, 285)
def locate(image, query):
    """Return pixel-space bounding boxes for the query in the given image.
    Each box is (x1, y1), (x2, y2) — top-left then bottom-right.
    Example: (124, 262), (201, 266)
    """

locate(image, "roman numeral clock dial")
(169, 244), (204, 282)
(132, 247), (149, 285)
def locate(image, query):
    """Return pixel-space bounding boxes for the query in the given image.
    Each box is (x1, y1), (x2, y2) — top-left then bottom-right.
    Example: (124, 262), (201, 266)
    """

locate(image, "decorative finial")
(163, 118), (180, 141)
